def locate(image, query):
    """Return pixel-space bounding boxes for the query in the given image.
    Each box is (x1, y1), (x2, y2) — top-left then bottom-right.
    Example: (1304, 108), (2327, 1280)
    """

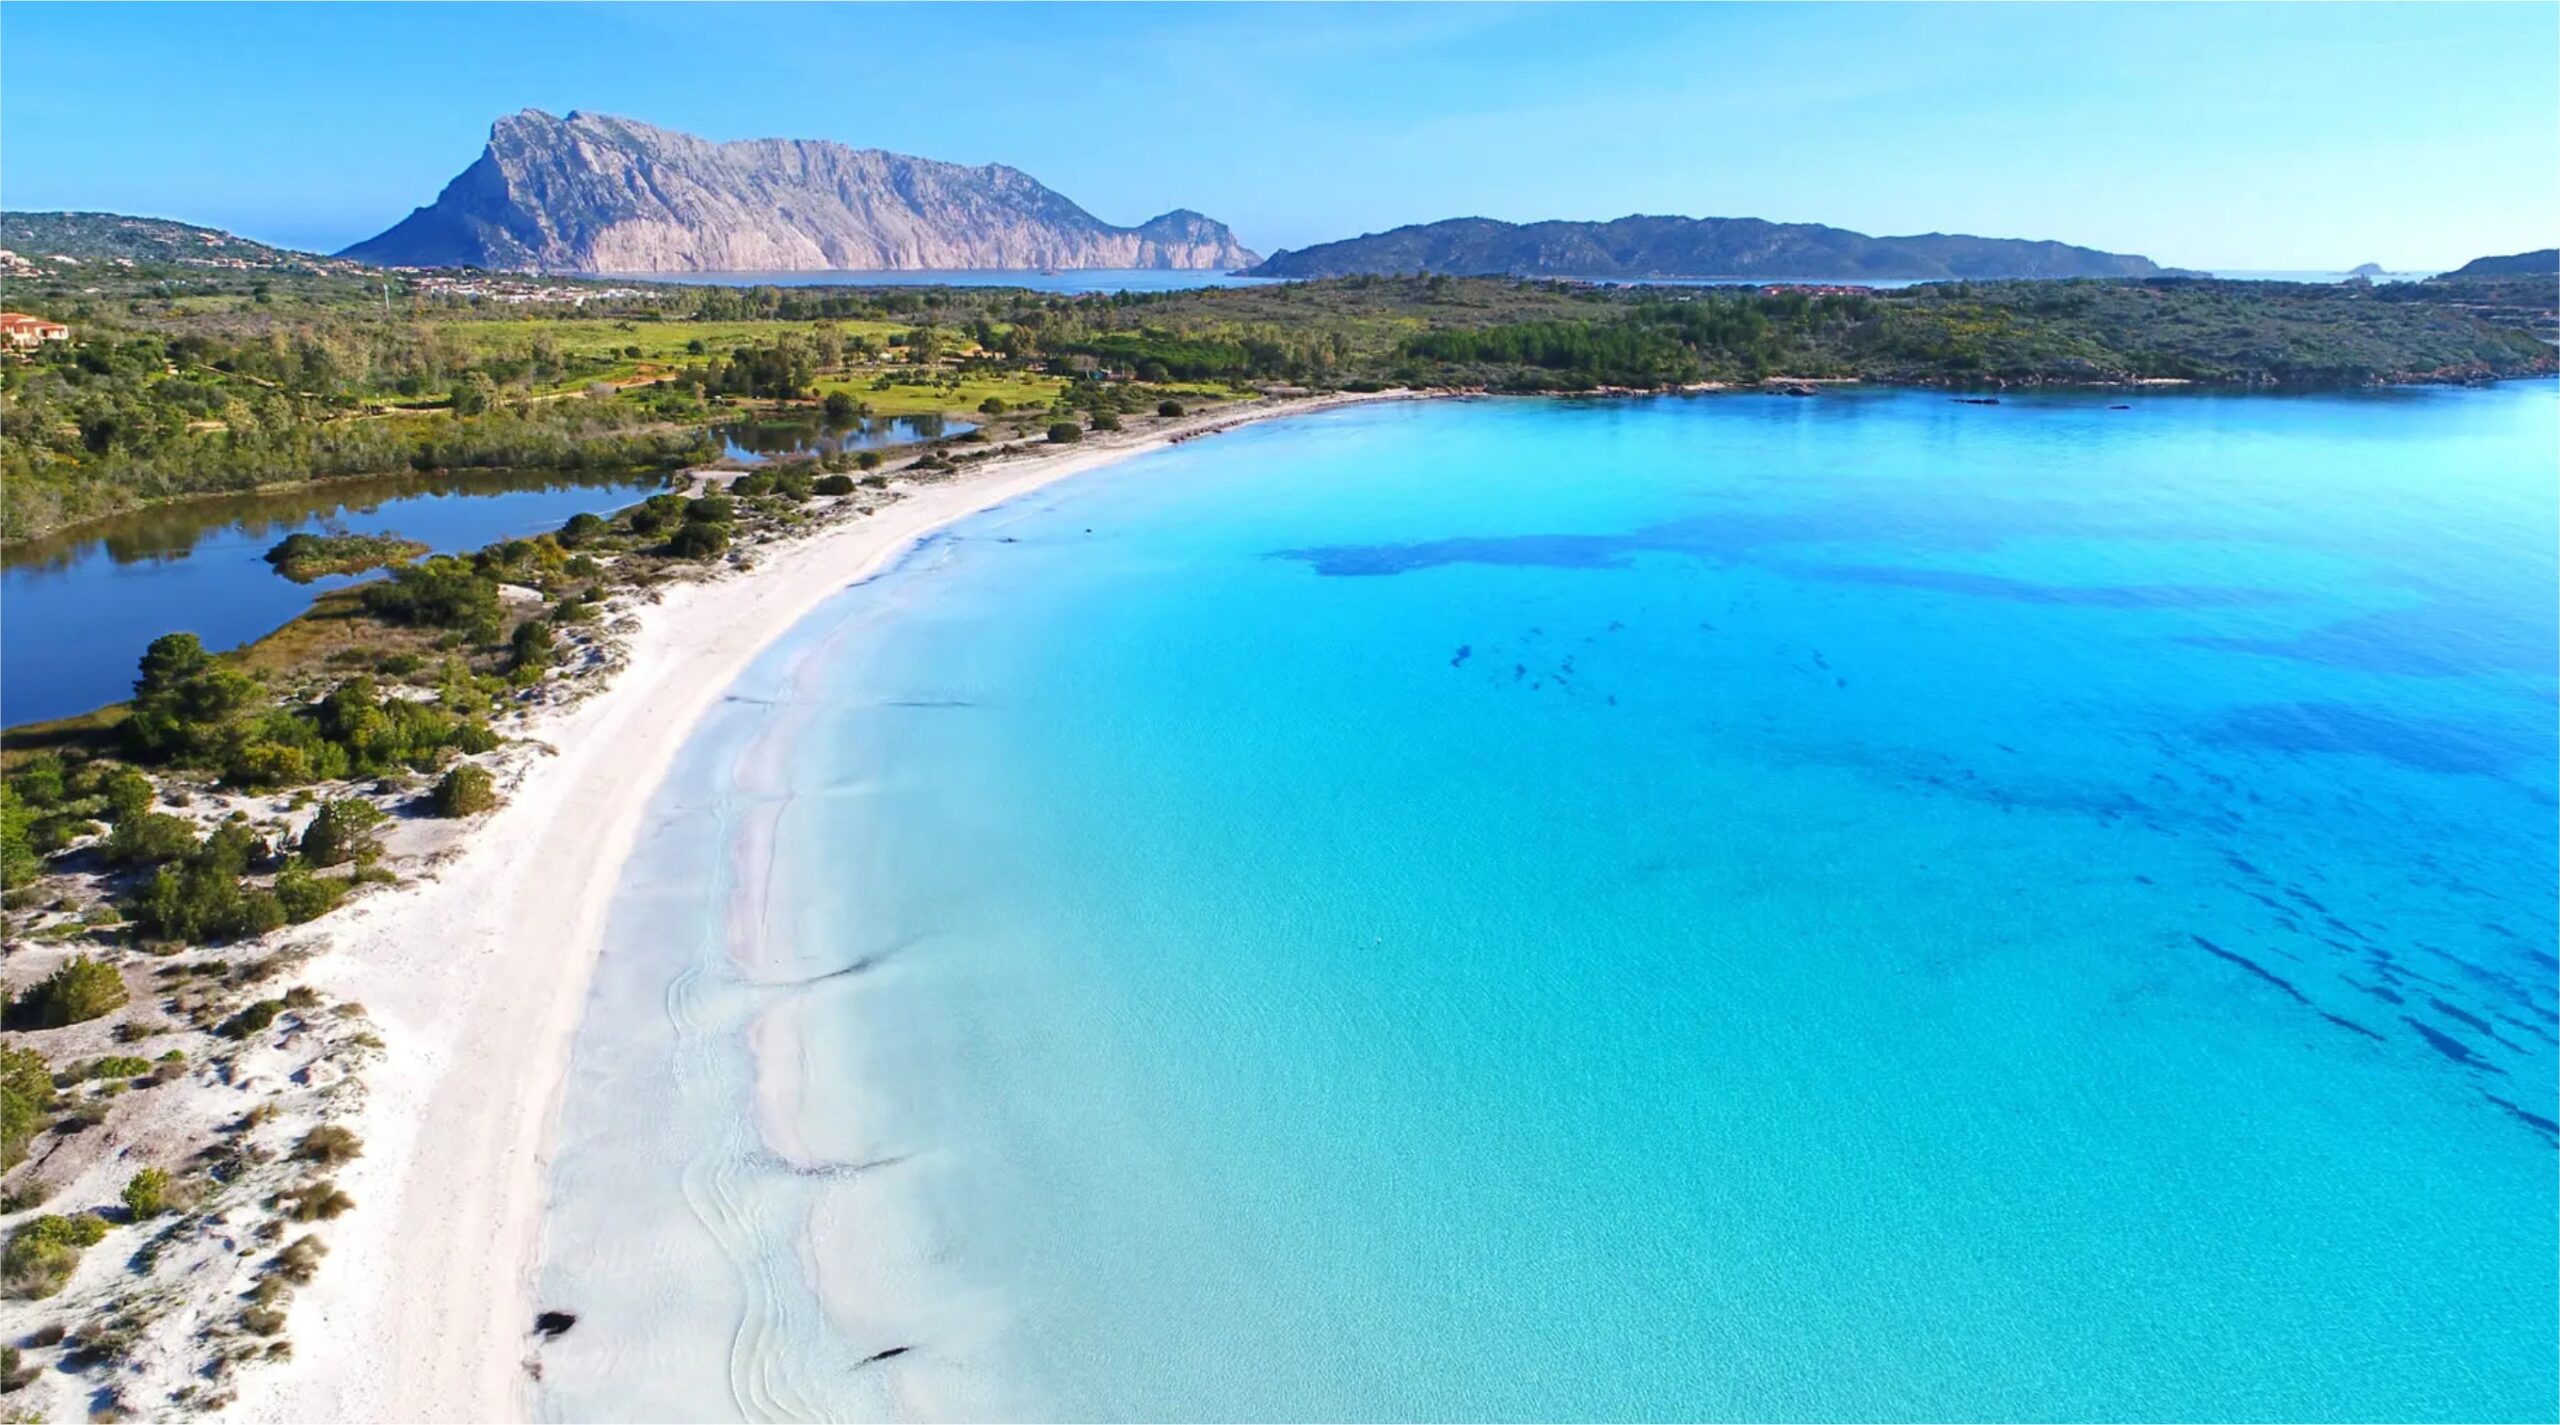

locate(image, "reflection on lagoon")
(713, 414), (968, 464)
(3, 467), (670, 727)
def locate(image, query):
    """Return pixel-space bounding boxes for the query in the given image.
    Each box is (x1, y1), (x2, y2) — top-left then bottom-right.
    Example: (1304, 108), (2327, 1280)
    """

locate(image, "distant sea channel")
(538, 382), (2557, 1421)
(611, 268), (2438, 293)
(614, 268), (1279, 294)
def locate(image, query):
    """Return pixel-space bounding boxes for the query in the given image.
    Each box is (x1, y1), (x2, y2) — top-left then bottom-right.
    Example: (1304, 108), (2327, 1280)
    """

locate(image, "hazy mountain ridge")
(1246, 214), (2181, 280)
(343, 110), (1258, 274)
(2442, 248), (2558, 279)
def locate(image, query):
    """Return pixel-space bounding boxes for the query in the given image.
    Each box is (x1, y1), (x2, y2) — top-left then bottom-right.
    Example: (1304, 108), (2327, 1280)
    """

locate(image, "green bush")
(131, 843), (287, 943)
(216, 999), (285, 1040)
(813, 474), (856, 497)
(1157, 400), (1185, 418)
(1046, 422), (1082, 444)
(558, 511), (609, 547)
(97, 768), (154, 822)
(298, 799), (385, 868)
(233, 675), (495, 787)
(121, 1168), (172, 1218)
(3, 1214), (109, 1299)
(0, 1048), (54, 1171)
(978, 396), (1007, 415)
(0, 789), (38, 892)
(665, 520), (730, 560)
(1090, 411), (1122, 432)
(684, 495), (736, 525)
(8, 758), (66, 809)
(508, 620), (554, 677)
(431, 765), (498, 817)
(102, 812), (197, 868)
(7, 958), (128, 1030)
(272, 859), (348, 923)
(855, 450), (884, 471)
(769, 468), (813, 501)
(358, 557), (501, 631)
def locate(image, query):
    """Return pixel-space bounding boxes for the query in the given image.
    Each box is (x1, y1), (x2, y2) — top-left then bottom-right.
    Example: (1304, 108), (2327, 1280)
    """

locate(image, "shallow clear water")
(0, 468), (666, 726)
(539, 385), (2558, 1422)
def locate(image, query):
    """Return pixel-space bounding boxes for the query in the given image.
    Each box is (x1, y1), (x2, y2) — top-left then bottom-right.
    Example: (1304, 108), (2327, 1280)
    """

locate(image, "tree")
(449, 371), (498, 416)
(558, 511), (608, 547)
(298, 798), (385, 868)
(822, 391), (860, 423)
(978, 397), (1007, 415)
(127, 634), (259, 762)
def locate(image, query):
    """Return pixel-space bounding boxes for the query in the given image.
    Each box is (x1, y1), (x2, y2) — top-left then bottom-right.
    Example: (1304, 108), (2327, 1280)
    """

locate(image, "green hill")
(2442, 248), (2556, 278)
(0, 211), (359, 274)
(1247, 214), (2182, 281)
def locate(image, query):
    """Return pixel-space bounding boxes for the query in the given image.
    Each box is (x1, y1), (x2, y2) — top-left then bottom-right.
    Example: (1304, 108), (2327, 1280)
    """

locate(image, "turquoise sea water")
(538, 385), (2559, 1422)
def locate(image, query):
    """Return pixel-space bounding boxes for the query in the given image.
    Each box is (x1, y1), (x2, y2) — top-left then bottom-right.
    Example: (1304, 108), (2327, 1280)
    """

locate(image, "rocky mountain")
(1245, 214), (2176, 281)
(2443, 248), (2557, 278)
(343, 110), (1257, 274)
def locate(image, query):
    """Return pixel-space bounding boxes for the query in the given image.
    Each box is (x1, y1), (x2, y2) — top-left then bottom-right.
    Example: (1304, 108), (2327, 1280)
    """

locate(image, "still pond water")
(1, 468), (670, 727)
(713, 414), (969, 464)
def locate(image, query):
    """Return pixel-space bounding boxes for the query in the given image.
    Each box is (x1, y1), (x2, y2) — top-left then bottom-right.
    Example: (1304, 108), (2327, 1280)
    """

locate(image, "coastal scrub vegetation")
(3, 1212), (109, 1299)
(431, 764), (497, 817)
(0, 1048), (56, 1170)
(8, 258), (2545, 546)
(262, 531), (428, 583)
(5, 957), (130, 1029)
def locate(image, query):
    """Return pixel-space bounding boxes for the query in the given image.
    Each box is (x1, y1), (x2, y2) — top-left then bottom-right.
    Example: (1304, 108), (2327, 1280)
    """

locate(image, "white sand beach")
(228, 391), (1411, 1423)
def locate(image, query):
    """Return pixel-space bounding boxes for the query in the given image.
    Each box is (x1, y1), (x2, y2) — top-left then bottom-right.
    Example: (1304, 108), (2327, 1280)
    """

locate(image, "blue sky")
(3, 3), (2553, 269)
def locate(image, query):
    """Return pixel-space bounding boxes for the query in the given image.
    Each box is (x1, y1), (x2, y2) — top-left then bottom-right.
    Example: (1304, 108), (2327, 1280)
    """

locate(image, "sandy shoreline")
(230, 390), (1415, 1423)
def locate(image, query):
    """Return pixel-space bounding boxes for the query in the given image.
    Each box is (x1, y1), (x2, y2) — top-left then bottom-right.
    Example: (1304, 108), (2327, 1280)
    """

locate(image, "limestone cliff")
(344, 110), (1257, 273)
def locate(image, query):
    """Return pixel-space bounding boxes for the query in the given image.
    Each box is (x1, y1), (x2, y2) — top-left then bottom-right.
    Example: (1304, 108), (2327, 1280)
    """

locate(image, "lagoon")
(714, 413), (970, 465)
(539, 384), (2557, 1421)
(0, 468), (668, 727)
